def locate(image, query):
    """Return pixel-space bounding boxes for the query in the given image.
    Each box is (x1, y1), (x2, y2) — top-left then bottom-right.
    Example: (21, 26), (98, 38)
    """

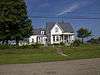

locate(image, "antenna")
(61, 16), (64, 23)
(57, 16), (60, 22)
(43, 17), (48, 29)
(57, 16), (64, 23)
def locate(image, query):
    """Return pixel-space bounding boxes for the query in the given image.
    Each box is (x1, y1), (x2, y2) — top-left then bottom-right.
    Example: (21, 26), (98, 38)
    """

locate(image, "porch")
(51, 33), (75, 44)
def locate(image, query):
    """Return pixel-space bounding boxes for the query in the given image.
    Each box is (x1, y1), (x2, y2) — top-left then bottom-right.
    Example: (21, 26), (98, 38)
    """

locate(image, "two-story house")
(29, 22), (75, 45)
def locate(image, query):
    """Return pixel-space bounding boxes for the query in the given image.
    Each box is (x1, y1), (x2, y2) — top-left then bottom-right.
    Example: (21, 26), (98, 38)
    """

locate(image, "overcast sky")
(26, 0), (100, 37)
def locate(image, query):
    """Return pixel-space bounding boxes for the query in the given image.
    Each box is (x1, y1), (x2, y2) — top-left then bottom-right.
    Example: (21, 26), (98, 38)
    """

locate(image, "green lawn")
(0, 44), (100, 64)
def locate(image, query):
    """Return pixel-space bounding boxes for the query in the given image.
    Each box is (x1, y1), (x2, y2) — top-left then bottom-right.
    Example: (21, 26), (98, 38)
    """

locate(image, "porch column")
(60, 35), (62, 42)
(63, 35), (65, 43)
(68, 35), (70, 43)
(55, 36), (56, 42)
(58, 35), (60, 42)
(68, 35), (71, 43)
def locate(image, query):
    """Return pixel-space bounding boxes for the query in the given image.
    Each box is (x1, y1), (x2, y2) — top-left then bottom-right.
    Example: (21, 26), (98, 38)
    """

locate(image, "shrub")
(71, 39), (81, 47)
(32, 43), (42, 48)
(60, 42), (65, 46)
(0, 43), (43, 49)
(0, 45), (15, 49)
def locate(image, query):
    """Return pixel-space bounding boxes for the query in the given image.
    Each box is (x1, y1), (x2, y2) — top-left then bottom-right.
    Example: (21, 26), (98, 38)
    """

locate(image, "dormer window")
(41, 31), (45, 35)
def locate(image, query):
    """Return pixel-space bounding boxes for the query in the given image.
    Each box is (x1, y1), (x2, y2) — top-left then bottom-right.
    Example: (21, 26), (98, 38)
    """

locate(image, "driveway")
(0, 58), (100, 75)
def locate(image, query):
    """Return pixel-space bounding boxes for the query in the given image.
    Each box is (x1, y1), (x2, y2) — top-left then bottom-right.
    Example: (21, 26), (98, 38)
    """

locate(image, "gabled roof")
(33, 22), (74, 35)
(46, 22), (74, 33)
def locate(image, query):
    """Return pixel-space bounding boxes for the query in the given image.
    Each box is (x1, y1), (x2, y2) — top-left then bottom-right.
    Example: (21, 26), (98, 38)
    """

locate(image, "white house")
(29, 35), (47, 45)
(29, 28), (47, 45)
(29, 22), (75, 45)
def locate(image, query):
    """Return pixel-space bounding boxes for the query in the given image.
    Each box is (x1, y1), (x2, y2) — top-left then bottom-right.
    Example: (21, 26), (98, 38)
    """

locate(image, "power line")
(28, 11), (100, 15)
(28, 16), (100, 19)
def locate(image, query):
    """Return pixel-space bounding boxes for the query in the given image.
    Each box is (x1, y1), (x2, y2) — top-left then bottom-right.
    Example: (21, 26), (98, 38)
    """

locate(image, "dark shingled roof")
(33, 28), (46, 35)
(46, 22), (74, 33)
(33, 22), (74, 35)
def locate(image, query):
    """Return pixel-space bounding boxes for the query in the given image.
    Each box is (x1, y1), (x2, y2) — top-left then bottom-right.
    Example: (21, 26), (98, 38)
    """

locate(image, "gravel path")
(0, 58), (100, 75)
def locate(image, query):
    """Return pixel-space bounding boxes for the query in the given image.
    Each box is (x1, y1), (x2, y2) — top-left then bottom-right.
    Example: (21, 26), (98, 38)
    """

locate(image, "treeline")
(87, 37), (100, 44)
(0, 0), (33, 45)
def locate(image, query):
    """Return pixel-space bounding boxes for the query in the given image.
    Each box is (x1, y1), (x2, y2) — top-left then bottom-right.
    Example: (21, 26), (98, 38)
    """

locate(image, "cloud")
(56, 0), (92, 16)
(57, 3), (79, 16)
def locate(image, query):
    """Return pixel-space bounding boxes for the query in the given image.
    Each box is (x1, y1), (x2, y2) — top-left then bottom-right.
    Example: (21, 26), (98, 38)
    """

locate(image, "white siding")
(29, 35), (47, 45)
(71, 35), (75, 41)
(29, 35), (37, 44)
(42, 37), (47, 44)
(51, 24), (63, 44)
(68, 35), (75, 44)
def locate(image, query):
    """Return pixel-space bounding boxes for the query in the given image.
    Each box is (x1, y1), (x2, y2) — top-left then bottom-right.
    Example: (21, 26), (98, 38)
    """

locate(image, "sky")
(25, 0), (100, 37)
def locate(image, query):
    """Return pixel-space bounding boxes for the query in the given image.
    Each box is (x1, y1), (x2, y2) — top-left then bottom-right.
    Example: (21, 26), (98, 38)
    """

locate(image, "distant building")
(29, 22), (75, 45)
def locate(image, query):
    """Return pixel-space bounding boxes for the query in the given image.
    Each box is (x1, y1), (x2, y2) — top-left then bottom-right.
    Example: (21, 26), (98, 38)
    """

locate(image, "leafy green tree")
(77, 28), (92, 43)
(0, 0), (33, 44)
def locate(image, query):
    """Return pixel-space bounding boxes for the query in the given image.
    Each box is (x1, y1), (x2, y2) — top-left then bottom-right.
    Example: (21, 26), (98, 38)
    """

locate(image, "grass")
(0, 44), (100, 64)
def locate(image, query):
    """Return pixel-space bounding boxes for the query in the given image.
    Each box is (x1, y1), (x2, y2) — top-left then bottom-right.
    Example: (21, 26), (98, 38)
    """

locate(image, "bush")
(60, 42), (65, 46)
(71, 39), (81, 47)
(17, 44), (43, 49)
(0, 45), (16, 49)
(31, 43), (42, 48)
(0, 43), (43, 49)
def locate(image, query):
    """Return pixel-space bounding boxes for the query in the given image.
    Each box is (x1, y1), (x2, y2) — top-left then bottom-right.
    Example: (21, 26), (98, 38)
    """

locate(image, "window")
(41, 31), (45, 35)
(38, 37), (41, 43)
(60, 36), (62, 41)
(55, 27), (58, 32)
(32, 39), (34, 43)
(53, 36), (55, 42)
(56, 36), (59, 41)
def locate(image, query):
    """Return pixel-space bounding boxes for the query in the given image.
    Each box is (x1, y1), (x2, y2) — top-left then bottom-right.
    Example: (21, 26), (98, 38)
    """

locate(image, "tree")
(77, 28), (92, 43)
(0, 0), (33, 44)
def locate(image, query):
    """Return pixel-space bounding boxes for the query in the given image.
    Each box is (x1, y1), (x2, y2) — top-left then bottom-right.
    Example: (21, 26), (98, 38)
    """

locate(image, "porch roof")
(62, 33), (75, 35)
(52, 33), (75, 35)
